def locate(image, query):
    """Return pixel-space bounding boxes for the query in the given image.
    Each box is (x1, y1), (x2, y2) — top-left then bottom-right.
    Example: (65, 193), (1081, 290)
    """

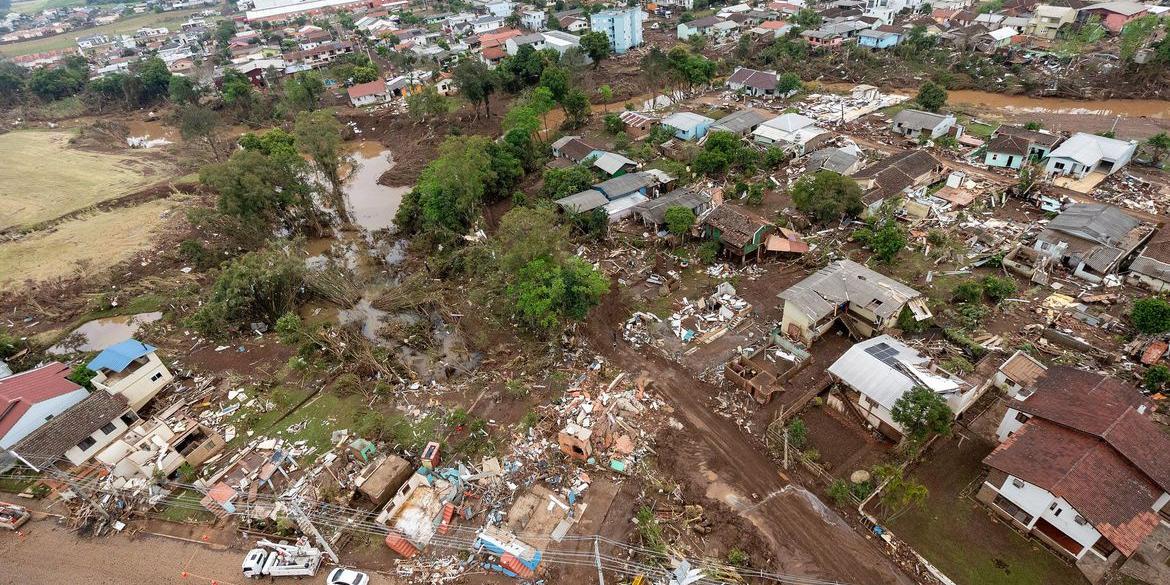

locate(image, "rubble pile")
(1093, 172), (1169, 215)
(668, 282), (751, 343)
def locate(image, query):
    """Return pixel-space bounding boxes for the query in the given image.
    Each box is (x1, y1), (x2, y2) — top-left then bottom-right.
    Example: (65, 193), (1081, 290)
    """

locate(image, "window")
(1015, 411), (1030, 423)
(993, 494), (1033, 525)
(1074, 515), (1087, 525)
(1011, 478), (1025, 489)
(120, 412), (138, 425)
(101, 422), (117, 435)
(77, 437), (96, 451)
(150, 371), (164, 382)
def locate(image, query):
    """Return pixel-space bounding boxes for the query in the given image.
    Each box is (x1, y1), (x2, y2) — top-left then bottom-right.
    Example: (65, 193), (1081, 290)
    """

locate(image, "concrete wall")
(93, 353), (173, 412)
(63, 413), (132, 467)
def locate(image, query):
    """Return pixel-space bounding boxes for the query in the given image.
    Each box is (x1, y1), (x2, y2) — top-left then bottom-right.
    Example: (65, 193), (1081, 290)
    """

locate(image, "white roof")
(760, 112), (816, 133)
(987, 27), (1016, 41)
(593, 152), (638, 175)
(1047, 132), (1136, 166)
(828, 335), (963, 426)
(604, 193), (649, 217)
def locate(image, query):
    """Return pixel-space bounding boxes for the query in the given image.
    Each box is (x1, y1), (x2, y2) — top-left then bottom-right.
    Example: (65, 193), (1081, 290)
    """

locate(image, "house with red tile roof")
(977, 366), (1170, 580)
(0, 362), (88, 451)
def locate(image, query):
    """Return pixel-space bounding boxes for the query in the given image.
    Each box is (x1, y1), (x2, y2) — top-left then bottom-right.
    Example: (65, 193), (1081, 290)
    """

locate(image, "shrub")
(1144, 364), (1170, 391)
(727, 547), (748, 567)
(785, 418), (808, 449)
(697, 241), (720, 264)
(981, 275), (1017, 303)
(68, 365), (97, 389)
(1131, 297), (1170, 334)
(187, 248), (305, 337)
(897, 305), (928, 333)
(854, 219), (906, 263)
(331, 373), (362, 396)
(828, 480), (852, 506)
(953, 280), (984, 304)
(942, 356), (974, 374)
(664, 206), (696, 236)
(179, 239), (213, 269)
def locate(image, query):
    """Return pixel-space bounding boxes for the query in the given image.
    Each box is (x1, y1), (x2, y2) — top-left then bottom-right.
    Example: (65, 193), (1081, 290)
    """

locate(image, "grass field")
(0, 197), (184, 290)
(0, 130), (169, 231)
(0, 8), (202, 57)
(10, 0), (87, 15)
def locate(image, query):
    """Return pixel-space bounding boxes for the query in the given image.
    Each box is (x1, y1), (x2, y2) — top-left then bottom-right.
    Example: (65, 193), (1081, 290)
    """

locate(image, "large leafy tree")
(579, 31), (612, 69)
(791, 171), (864, 223)
(453, 59), (497, 117)
(509, 256), (609, 333)
(891, 386), (953, 442)
(294, 110), (347, 218)
(915, 81), (947, 112)
(542, 165), (596, 199)
(1131, 297), (1170, 334)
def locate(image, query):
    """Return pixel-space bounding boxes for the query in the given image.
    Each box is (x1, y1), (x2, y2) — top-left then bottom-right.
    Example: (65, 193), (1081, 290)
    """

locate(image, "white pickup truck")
(241, 539), (323, 578)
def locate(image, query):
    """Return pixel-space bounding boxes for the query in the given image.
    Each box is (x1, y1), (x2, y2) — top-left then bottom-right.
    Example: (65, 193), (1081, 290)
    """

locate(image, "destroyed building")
(1032, 203), (1154, 283)
(853, 150), (946, 214)
(1128, 223), (1170, 292)
(777, 259), (929, 344)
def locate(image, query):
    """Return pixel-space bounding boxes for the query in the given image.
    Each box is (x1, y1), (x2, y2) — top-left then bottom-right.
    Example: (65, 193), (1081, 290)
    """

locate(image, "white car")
(326, 568), (370, 585)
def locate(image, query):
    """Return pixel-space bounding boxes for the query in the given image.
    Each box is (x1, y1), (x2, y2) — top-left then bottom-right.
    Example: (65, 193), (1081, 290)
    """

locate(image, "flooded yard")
(48, 311), (163, 354)
(343, 146), (408, 234)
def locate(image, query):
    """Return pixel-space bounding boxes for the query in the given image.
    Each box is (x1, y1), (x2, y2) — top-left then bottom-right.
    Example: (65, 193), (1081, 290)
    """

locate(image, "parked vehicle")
(240, 539), (323, 579)
(325, 568), (370, 585)
(0, 501), (29, 530)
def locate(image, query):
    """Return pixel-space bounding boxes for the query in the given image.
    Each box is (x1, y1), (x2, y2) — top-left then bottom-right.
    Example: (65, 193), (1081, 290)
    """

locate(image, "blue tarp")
(86, 339), (156, 373)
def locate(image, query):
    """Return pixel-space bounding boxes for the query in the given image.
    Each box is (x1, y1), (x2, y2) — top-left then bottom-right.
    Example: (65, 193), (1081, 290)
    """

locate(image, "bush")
(697, 241), (720, 264)
(785, 418), (808, 449)
(331, 372), (362, 396)
(727, 547), (748, 567)
(955, 303), (988, 329)
(854, 219), (906, 263)
(1144, 364), (1170, 391)
(275, 311), (304, 345)
(603, 113), (624, 135)
(954, 280), (984, 304)
(942, 356), (974, 374)
(68, 365), (97, 389)
(791, 171), (864, 224)
(828, 480), (852, 506)
(897, 305), (928, 333)
(187, 249), (305, 337)
(981, 275), (1017, 303)
(179, 239), (213, 269)
(1131, 297), (1170, 334)
(891, 386), (953, 441)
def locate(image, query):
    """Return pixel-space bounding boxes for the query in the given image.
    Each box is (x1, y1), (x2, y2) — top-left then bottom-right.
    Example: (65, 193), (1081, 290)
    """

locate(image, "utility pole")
(284, 498), (339, 563)
(593, 536), (606, 585)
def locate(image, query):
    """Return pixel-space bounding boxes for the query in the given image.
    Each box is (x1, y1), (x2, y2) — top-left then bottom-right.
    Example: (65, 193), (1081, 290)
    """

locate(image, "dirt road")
(0, 518), (399, 585)
(586, 291), (916, 585)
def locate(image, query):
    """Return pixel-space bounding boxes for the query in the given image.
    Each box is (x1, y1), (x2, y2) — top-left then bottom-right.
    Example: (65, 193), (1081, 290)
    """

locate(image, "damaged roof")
(704, 204), (770, 248)
(633, 187), (711, 225)
(806, 147), (861, 175)
(778, 259), (921, 321)
(12, 390), (128, 467)
(854, 150), (943, 202)
(891, 109), (951, 131)
(710, 108), (771, 135)
(727, 67), (777, 91)
(1130, 224), (1170, 281)
(1042, 203), (1139, 248)
(1047, 132), (1135, 166)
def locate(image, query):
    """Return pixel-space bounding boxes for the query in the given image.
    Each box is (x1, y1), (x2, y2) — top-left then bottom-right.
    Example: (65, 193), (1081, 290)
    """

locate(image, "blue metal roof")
(86, 339), (156, 373)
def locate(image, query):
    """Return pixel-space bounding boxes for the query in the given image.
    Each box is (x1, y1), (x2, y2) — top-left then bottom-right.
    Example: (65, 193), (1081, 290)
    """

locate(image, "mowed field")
(0, 197), (184, 290)
(9, 0), (86, 15)
(0, 9), (203, 57)
(0, 130), (169, 231)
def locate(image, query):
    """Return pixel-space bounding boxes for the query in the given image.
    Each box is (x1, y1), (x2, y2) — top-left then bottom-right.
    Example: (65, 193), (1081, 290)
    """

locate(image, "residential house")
(480, 46), (507, 67)
(550, 135), (598, 163)
(471, 15), (507, 35)
(1043, 132), (1137, 179)
(285, 41), (352, 69)
(1129, 224), (1170, 292)
(95, 412), (225, 481)
(0, 363), (88, 452)
(540, 30), (581, 56)
(974, 26), (1018, 52)
(726, 67), (781, 98)
(857, 27), (902, 48)
(752, 113), (830, 156)
(800, 20), (873, 46)
(9, 390), (137, 471)
(632, 186), (714, 229)
(591, 7), (643, 54)
(1079, 1), (1148, 33)
(475, 28), (521, 50)
(592, 152), (639, 176)
(662, 112), (715, 141)
(983, 125), (1062, 168)
(778, 259), (928, 344)
(865, 0), (929, 24)
(978, 367), (1170, 582)
(890, 109), (960, 139)
(1032, 203), (1153, 282)
(520, 9), (546, 31)
(504, 32), (546, 55)
(348, 78), (390, 107)
(805, 146), (864, 175)
(992, 350), (1047, 398)
(87, 339), (173, 413)
(710, 109), (771, 138)
(677, 16), (727, 39)
(386, 74), (425, 98)
(854, 150), (946, 213)
(752, 19), (794, 39)
(828, 335), (978, 439)
(558, 14), (588, 32)
(618, 111), (657, 140)
(556, 172), (660, 222)
(703, 204), (773, 262)
(1027, 4), (1077, 38)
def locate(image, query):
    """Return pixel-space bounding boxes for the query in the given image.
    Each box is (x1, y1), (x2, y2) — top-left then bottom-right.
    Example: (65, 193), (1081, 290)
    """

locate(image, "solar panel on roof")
(864, 342), (901, 367)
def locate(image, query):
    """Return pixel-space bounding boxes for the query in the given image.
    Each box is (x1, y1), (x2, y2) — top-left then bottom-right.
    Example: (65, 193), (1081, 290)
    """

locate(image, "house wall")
(984, 474), (1102, 559)
(1130, 268), (1170, 293)
(996, 407), (1028, 441)
(853, 391), (902, 438)
(93, 353), (173, 412)
(1044, 155), (1088, 178)
(985, 150), (1024, 169)
(0, 389), (89, 449)
(63, 413), (132, 467)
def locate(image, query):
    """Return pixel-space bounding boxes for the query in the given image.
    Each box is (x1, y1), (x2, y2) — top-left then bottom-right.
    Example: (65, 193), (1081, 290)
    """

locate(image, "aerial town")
(1, 0), (1170, 584)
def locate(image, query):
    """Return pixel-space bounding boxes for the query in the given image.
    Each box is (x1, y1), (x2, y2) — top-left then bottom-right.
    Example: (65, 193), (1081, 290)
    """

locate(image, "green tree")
(294, 110), (347, 218)
(561, 89), (591, 129)
(981, 275), (1017, 303)
(168, 75), (198, 105)
(508, 256), (609, 334)
(497, 206), (568, 273)
(200, 147), (307, 223)
(1146, 132), (1170, 167)
(794, 8), (822, 28)
(664, 206), (696, 236)
(281, 71), (325, 112)
(1119, 15), (1157, 63)
(406, 84), (454, 122)
(604, 112), (624, 135)
(1144, 364), (1170, 391)
(1131, 297), (1170, 334)
(580, 31), (612, 69)
(27, 65), (85, 101)
(542, 165), (596, 199)
(890, 386), (953, 442)
(214, 19), (236, 45)
(776, 72), (802, 95)
(915, 81), (947, 112)
(133, 56), (172, 102)
(539, 65), (569, 102)
(188, 249), (306, 336)
(854, 219), (906, 263)
(791, 171), (864, 223)
(872, 464), (929, 522)
(396, 136), (495, 236)
(454, 58), (497, 116)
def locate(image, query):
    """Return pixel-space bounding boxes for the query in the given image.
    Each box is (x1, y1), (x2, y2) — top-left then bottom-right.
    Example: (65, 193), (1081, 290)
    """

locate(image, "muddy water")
(343, 146), (409, 234)
(944, 90), (1170, 119)
(48, 312), (163, 354)
(338, 297), (389, 341)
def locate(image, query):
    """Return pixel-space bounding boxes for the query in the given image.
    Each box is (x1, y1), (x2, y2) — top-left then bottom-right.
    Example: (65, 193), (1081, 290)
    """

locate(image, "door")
(1006, 155), (1015, 167)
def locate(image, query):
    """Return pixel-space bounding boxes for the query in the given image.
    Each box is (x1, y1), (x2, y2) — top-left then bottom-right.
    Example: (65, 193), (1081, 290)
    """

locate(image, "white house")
(520, 9), (546, 31)
(828, 335), (980, 440)
(752, 113), (829, 155)
(9, 390), (138, 471)
(978, 367), (1170, 580)
(0, 363), (88, 450)
(1043, 132), (1137, 179)
(890, 109), (959, 139)
(87, 339), (173, 413)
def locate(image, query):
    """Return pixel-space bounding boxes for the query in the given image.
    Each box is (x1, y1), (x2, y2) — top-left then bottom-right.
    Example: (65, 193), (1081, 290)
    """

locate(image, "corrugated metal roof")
(778, 259), (920, 321)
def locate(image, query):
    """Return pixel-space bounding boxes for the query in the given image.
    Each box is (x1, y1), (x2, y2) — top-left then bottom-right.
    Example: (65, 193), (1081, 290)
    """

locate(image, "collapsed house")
(777, 259), (929, 344)
(1129, 224), (1170, 292)
(827, 335), (980, 440)
(1032, 203), (1153, 283)
(87, 339), (174, 412)
(979, 367), (1170, 583)
(853, 150), (946, 214)
(889, 109), (961, 140)
(702, 204), (774, 263)
(94, 407), (225, 483)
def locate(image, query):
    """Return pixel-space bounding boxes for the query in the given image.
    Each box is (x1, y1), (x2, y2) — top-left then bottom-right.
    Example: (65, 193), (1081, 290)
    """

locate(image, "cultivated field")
(9, 0), (86, 15)
(0, 130), (168, 231)
(0, 9), (201, 57)
(0, 197), (184, 290)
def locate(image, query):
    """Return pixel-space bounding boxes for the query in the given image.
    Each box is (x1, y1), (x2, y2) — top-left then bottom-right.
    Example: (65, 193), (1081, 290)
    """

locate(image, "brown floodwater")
(944, 90), (1170, 119)
(343, 147), (409, 234)
(48, 312), (163, 354)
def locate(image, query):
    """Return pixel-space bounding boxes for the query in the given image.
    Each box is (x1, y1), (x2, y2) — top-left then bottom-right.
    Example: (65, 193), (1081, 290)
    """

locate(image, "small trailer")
(241, 539), (323, 578)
